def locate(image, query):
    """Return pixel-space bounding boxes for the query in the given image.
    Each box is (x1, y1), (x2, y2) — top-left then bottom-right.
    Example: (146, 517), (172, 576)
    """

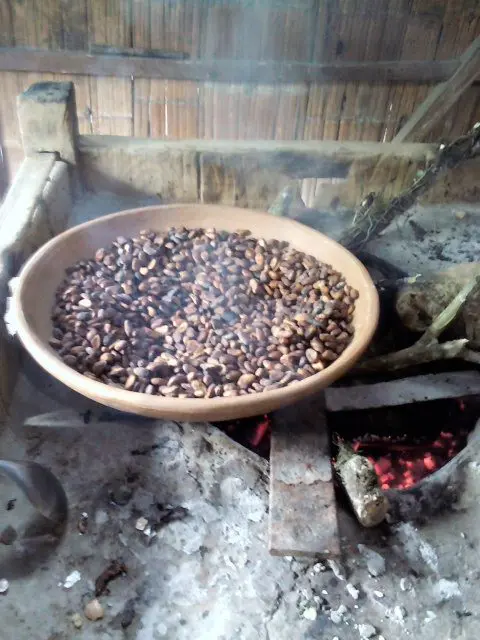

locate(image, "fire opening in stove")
(330, 396), (479, 490)
(219, 396), (479, 491)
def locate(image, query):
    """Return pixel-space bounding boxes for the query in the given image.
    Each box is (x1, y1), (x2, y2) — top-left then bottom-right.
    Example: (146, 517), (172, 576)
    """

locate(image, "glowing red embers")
(353, 430), (464, 490)
(250, 415), (270, 448)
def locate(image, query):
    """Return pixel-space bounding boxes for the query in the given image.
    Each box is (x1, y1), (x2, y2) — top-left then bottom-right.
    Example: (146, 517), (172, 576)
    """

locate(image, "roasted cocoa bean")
(51, 227), (357, 398)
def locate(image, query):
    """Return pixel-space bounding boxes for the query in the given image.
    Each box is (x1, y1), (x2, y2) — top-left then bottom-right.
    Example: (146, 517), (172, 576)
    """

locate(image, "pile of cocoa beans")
(49, 227), (357, 398)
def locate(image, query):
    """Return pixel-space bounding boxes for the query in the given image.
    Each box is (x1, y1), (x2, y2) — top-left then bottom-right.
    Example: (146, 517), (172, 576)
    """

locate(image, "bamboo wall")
(1, 0), (480, 191)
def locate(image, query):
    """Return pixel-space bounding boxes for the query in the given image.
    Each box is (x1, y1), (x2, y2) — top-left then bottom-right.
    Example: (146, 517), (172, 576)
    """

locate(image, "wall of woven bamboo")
(0, 0), (479, 191)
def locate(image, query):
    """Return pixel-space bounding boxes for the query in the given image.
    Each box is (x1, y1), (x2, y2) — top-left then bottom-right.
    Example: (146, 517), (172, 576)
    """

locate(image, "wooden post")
(0, 154), (72, 425)
(17, 82), (79, 167)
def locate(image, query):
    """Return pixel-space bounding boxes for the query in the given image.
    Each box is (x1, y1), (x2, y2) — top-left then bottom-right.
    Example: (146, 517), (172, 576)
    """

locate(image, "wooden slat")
(325, 372), (480, 412)
(0, 1), (14, 47)
(61, 0), (89, 51)
(150, 0), (200, 57)
(275, 85), (308, 140)
(0, 47), (463, 84)
(87, 0), (131, 48)
(269, 394), (340, 557)
(303, 84), (329, 140)
(394, 36), (480, 141)
(401, 0), (445, 61)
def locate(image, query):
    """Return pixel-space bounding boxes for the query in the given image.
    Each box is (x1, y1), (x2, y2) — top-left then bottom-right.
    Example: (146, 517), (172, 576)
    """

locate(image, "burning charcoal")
(95, 560), (127, 597)
(50, 228), (357, 398)
(250, 416), (270, 448)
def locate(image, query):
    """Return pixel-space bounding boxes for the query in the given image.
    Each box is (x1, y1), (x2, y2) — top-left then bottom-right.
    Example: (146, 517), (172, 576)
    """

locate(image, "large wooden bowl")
(13, 205), (379, 421)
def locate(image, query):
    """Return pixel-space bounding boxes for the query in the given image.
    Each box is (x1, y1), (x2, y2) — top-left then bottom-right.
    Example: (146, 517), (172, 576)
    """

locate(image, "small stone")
(71, 613), (83, 629)
(330, 604), (347, 624)
(455, 210), (467, 220)
(327, 559), (346, 581)
(0, 525), (17, 545)
(313, 562), (324, 573)
(374, 590), (384, 598)
(346, 583), (360, 600)
(358, 623), (376, 638)
(84, 598), (104, 621)
(424, 610), (437, 623)
(135, 516), (148, 531)
(378, 636), (386, 640)
(303, 606), (318, 621)
(77, 512), (88, 535)
(399, 577), (412, 592)
(63, 570), (81, 589)
(392, 605), (407, 622)
(322, 589), (328, 595)
(358, 544), (386, 577)
(432, 578), (461, 604)
(0, 578), (9, 594)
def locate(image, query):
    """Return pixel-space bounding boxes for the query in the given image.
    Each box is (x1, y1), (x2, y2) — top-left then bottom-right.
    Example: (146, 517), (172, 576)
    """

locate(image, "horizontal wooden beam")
(77, 134), (480, 207)
(77, 135), (437, 208)
(78, 135), (437, 162)
(0, 46), (461, 84)
(394, 36), (480, 142)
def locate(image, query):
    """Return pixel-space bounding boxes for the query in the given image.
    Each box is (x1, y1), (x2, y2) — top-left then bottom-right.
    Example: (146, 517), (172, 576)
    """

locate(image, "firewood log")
(396, 264), (480, 348)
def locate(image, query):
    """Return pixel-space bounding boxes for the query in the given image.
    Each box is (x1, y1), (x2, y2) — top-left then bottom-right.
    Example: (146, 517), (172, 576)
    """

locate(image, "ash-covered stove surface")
(1, 193), (480, 640)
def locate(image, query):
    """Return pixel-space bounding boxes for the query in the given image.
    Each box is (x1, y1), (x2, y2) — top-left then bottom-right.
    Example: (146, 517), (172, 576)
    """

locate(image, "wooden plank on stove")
(269, 393), (339, 557)
(0, 47), (461, 84)
(394, 36), (480, 142)
(325, 371), (480, 412)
